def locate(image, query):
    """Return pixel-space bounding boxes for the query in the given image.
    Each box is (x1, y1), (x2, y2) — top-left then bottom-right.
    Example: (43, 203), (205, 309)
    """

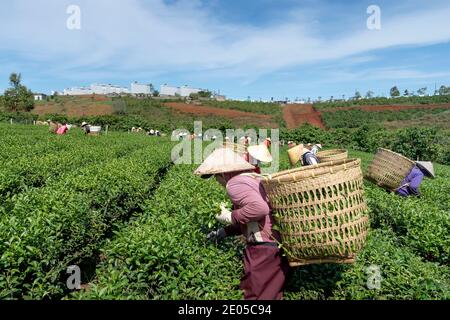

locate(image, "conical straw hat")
(287, 144), (303, 166)
(416, 161), (435, 178)
(248, 144), (273, 163)
(194, 148), (255, 177)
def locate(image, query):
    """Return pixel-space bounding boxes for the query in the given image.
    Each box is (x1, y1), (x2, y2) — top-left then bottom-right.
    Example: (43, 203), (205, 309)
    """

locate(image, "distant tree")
(365, 91), (374, 99)
(247, 96), (251, 102)
(149, 84), (155, 93)
(189, 93), (199, 100)
(317, 96), (322, 102)
(198, 90), (212, 98)
(3, 72), (34, 112)
(342, 94), (345, 100)
(9, 73), (21, 87)
(152, 90), (160, 97)
(417, 87), (427, 96)
(307, 97), (311, 103)
(390, 86), (400, 97)
(353, 90), (361, 100)
(403, 89), (409, 97)
(329, 96), (334, 102)
(438, 85), (449, 95)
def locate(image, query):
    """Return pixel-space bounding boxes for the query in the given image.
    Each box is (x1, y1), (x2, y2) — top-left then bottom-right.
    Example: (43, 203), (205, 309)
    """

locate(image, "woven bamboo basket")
(365, 148), (415, 191)
(261, 158), (369, 266)
(317, 149), (348, 163)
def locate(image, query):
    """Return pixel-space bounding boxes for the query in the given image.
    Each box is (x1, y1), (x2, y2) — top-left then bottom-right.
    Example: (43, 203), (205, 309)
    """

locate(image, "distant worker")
(48, 120), (58, 134)
(56, 123), (69, 135)
(396, 161), (435, 197)
(302, 144), (322, 166)
(287, 144), (322, 167)
(81, 122), (91, 135)
(248, 144), (273, 174)
(287, 141), (296, 149)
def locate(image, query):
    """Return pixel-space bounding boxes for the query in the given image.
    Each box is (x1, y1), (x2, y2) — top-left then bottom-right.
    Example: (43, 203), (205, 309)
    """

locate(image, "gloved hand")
(207, 228), (227, 243)
(215, 203), (232, 225)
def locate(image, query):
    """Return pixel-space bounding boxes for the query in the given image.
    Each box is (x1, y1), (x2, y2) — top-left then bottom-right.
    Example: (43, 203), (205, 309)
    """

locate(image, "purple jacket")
(397, 166), (424, 197)
(224, 174), (281, 244)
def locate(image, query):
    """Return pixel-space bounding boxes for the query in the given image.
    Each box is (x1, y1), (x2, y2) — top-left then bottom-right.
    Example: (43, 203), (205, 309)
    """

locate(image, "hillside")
(5, 94), (450, 131)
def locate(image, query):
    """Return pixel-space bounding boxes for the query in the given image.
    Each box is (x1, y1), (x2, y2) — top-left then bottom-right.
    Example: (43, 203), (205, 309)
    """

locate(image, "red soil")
(32, 102), (113, 117)
(165, 102), (272, 119)
(283, 104), (325, 129)
(164, 102), (279, 127)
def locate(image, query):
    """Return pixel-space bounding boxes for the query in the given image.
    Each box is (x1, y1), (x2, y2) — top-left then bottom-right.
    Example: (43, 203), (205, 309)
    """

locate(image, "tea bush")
(0, 134), (173, 299)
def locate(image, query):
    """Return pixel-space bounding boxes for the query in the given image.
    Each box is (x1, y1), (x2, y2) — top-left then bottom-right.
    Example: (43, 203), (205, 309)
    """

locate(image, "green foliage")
(365, 177), (450, 264)
(203, 99), (285, 127)
(280, 124), (450, 165)
(73, 164), (243, 300)
(331, 229), (449, 300)
(390, 86), (401, 97)
(321, 108), (450, 129)
(0, 124), (449, 301)
(391, 127), (442, 161)
(198, 90), (212, 98)
(315, 94), (450, 110)
(280, 123), (330, 144)
(0, 112), (38, 124)
(0, 127), (173, 299)
(3, 73), (35, 112)
(438, 85), (450, 96)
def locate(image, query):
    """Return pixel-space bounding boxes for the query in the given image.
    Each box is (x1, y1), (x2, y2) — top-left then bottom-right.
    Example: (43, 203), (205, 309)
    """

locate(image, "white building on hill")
(131, 82), (152, 95)
(63, 86), (93, 95)
(90, 84), (130, 95)
(33, 93), (47, 101)
(160, 84), (202, 97)
(63, 83), (130, 95)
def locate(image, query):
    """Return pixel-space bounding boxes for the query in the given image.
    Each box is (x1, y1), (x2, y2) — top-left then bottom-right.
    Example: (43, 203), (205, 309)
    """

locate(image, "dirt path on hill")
(283, 104), (325, 129)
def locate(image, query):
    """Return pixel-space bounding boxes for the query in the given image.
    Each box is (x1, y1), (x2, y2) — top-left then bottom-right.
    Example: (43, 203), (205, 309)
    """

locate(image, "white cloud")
(1, 0), (450, 85)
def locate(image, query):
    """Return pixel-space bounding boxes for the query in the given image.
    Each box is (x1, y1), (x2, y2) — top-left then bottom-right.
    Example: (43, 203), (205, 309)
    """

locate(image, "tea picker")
(247, 143), (273, 174)
(81, 122), (91, 135)
(196, 148), (288, 300)
(287, 143), (322, 167)
(396, 161), (435, 197)
(366, 148), (436, 197)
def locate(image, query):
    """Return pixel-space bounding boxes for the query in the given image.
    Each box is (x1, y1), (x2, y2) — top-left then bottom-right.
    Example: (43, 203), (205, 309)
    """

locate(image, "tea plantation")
(0, 124), (448, 300)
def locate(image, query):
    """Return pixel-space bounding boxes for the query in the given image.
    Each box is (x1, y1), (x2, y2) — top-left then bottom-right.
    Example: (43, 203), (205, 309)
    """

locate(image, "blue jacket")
(397, 166), (424, 197)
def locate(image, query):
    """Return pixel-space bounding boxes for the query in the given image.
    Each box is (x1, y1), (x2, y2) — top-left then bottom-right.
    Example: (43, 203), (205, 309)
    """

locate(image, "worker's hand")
(207, 228), (227, 243)
(215, 203), (232, 225)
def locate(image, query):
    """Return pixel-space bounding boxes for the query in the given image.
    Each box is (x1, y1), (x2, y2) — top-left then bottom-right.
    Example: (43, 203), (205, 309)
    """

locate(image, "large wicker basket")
(317, 149), (348, 163)
(365, 148), (415, 191)
(261, 159), (369, 266)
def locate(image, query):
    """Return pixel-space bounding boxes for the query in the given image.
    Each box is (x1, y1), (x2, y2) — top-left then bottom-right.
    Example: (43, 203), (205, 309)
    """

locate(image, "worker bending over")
(195, 148), (288, 300)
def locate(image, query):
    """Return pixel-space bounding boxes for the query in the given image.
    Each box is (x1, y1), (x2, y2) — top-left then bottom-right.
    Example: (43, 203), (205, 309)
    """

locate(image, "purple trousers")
(240, 245), (289, 300)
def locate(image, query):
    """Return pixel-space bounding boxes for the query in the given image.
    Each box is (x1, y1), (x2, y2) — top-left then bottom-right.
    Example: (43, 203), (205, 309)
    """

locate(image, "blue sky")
(1, 0), (449, 100)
